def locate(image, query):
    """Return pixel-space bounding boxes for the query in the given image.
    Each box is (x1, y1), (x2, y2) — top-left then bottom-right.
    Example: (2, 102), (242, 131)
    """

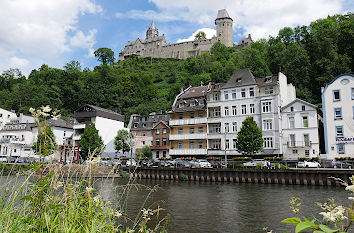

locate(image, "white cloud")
(0, 0), (102, 75)
(70, 29), (97, 57)
(117, 0), (344, 40)
(177, 28), (216, 43)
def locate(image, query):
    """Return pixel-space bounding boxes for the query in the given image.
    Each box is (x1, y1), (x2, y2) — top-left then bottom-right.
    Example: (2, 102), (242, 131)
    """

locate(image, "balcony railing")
(149, 145), (170, 150)
(169, 133), (207, 140)
(169, 118), (207, 126)
(73, 123), (86, 129)
(169, 149), (207, 155)
(287, 141), (311, 148)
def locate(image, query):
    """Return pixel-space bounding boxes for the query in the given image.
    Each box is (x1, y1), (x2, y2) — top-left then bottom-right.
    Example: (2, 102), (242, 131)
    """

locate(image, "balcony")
(169, 118), (207, 126)
(169, 133), (207, 140)
(73, 123), (86, 129)
(287, 141), (311, 148)
(73, 135), (81, 141)
(207, 118), (221, 123)
(150, 145), (170, 150)
(169, 149), (207, 155)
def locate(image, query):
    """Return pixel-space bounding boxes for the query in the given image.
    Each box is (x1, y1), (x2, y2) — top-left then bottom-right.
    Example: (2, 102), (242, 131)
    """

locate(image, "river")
(94, 178), (352, 233)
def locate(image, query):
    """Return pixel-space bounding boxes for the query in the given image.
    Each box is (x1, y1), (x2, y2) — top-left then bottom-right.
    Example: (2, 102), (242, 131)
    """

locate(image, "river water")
(94, 178), (352, 233)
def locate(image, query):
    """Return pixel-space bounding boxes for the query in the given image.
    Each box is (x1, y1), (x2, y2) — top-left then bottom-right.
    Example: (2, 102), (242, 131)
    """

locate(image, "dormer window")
(199, 100), (204, 106)
(179, 103), (184, 108)
(190, 102), (195, 107)
(265, 76), (272, 83)
(236, 78), (242, 83)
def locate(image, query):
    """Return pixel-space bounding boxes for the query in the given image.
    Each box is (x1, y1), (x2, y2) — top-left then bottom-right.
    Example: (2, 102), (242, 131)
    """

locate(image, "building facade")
(150, 121), (171, 159)
(281, 99), (321, 159)
(0, 108), (17, 129)
(119, 9), (252, 60)
(321, 74), (354, 159)
(73, 105), (125, 157)
(169, 85), (210, 158)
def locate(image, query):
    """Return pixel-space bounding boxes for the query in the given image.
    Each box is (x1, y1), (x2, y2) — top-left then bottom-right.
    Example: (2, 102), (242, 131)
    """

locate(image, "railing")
(169, 118), (207, 126)
(149, 145), (170, 150)
(169, 133), (207, 140)
(287, 141), (311, 148)
(73, 123), (86, 129)
(169, 149), (207, 155)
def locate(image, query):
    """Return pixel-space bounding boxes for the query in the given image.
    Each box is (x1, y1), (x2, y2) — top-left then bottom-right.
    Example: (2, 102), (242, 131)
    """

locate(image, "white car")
(243, 159), (265, 168)
(191, 159), (212, 168)
(126, 159), (137, 167)
(297, 161), (321, 168)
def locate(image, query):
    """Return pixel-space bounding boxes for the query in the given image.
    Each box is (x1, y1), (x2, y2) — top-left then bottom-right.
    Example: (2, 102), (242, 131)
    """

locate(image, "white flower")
(345, 185), (354, 193)
(41, 112), (50, 117)
(51, 114), (61, 120)
(114, 210), (122, 218)
(29, 107), (35, 114)
(320, 206), (347, 222)
(93, 195), (100, 203)
(86, 187), (93, 193)
(348, 197), (354, 201)
(41, 105), (52, 113)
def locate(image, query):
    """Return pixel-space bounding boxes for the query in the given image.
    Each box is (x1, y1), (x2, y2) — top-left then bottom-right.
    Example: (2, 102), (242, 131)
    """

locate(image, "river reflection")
(94, 178), (352, 233)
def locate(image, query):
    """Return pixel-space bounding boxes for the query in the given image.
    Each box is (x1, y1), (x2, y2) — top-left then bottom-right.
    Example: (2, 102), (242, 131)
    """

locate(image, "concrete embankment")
(126, 167), (354, 186)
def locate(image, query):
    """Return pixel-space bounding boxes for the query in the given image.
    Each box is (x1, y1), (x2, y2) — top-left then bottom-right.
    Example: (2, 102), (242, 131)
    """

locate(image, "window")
(290, 107), (294, 112)
(190, 102), (195, 107)
(178, 113), (183, 119)
(289, 117), (295, 128)
(232, 122), (237, 132)
(178, 127), (183, 134)
(224, 123), (229, 133)
(209, 124), (221, 134)
(156, 151), (160, 158)
(142, 131), (146, 136)
(233, 139), (237, 149)
(263, 119), (272, 130)
(156, 139), (160, 146)
(262, 101), (272, 113)
(263, 137), (273, 149)
(338, 144), (345, 154)
(241, 88), (246, 98)
(190, 112), (194, 119)
(302, 105), (306, 111)
(156, 129), (160, 135)
(335, 126), (344, 137)
(304, 134), (310, 147)
(189, 141), (194, 149)
(198, 126), (203, 133)
(224, 107), (229, 116)
(352, 88), (354, 100)
(333, 90), (341, 101)
(241, 105), (247, 115)
(232, 106), (237, 115)
(189, 127), (195, 134)
(199, 100), (204, 106)
(162, 138), (167, 145)
(250, 87), (254, 97)
(213, 93), (219, 101)
(198, 141), (204, 149)
(13, 149), (16, 153)
(250, 104), (255, 114)
(236, 78), (241, 83)
(232, 90), (236, 99)
(7, 115), (10, 119)
(334, 108), (342, 120)
(198, 111), (203, 118)
(163, 151), (167, 157)
(142, 141), (145, 145)
(302, 116), (308, 128)
(293, 149), (298, 154)
(163, 128), (167, 134)
(0, 113), (2, 118)
(289, 134), (295, 147)
(178, 142), (183, 149)
(265, 87), (274, 95)
(179, 103), (184, 108)
(224, 91), (229, 100)
(225, 139), (230, 149)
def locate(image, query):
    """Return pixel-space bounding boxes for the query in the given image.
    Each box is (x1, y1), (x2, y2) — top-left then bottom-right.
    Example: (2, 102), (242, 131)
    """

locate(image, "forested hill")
(0, 13), (352, 123)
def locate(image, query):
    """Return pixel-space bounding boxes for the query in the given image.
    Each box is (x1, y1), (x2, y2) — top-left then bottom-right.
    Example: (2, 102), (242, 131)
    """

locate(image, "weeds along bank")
(0, 163), (168, 233)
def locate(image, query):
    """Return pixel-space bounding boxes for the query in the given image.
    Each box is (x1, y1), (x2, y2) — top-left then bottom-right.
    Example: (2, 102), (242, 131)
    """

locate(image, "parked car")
(111, 159), (122, 166)
(126, 159), (137, 167)
(329, 161), (352, 169)
(243, 159), (265, 168)
(191, 159), (212, 168)
(0, 156), (7, 163)
(297, 161), (321, 168)
(160, 160), (172, 167)
(15, 157), (24, 163)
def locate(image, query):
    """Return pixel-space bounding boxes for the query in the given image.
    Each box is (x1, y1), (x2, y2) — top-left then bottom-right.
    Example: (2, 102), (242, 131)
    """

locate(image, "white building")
(0, 108), (17, 129)
(0, 114), (73, 161)
(281, 99), (321, 159)
(73, 105), (125, 157)
(321, 74), (354, 159)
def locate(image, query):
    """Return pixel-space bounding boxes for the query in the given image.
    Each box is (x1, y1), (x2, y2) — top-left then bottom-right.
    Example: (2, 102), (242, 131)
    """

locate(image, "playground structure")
(60, 145), (80, 164)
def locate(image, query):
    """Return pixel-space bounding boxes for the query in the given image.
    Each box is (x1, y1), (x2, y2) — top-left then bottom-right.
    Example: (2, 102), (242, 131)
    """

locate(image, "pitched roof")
(255, 75), (279, 87)
(151, 121), (170, 129)
(222, 68), (256, 89)
(74, 104), (124, 122)
(148, 21), (156, 30)
(179, 86), (209, 99)
(281, 98), (318, 111)
(46, 118), (74, 129)
(216, 9), (232, 20)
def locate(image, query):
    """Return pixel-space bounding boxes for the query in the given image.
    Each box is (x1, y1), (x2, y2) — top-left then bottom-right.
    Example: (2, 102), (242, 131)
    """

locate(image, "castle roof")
(148, 21), (156, 30)
(216, 9), (232, 20)
(222, 68), (256, 89)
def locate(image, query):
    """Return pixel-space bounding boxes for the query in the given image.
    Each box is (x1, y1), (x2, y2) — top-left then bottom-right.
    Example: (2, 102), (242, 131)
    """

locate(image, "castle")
(118, 9), (252, 60)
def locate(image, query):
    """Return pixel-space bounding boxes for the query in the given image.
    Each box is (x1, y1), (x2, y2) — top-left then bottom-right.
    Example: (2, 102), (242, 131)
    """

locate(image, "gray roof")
(142, 35), (165, 44)
(179, 86), (209, 99)
(222, 68), (256, 89)
(281, 98), (318, 111)
(216, 9), (232, 20)
(255, 75), (278, 87)
(74, 104), (124, 122)
(129, 114), (169, 131)
(46, 118), (74, 129)
(148, 21), (156, 30)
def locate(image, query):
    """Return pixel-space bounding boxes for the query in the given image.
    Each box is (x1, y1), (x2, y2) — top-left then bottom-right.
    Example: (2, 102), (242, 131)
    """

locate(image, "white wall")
(0, 109), (16, 129)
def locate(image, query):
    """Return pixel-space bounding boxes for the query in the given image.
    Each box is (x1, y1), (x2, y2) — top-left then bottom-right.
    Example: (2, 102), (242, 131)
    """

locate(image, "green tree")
(79, 123), (104, 160)
(195, 31), (206, 40)
(94, 48), (115, 64)
(140, 145), (152, 159)
(235, 116), (263, 156)
(114, 129), (135, 155)
(32, 125), (57, 157)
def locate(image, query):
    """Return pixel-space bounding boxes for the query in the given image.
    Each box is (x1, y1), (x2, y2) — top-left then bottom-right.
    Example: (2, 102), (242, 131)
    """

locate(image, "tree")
(140, 145), (152, 159)
(79, 123), (104, 160)
(32, 125), (57, 157)
(114, 129), (135, 156)
(94, 48), (115, 64)
(235, 116), (263, 156)
(195, 31), (206, 40)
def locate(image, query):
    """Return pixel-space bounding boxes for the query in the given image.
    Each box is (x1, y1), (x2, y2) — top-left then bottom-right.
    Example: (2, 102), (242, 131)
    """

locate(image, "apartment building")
(150, 121), (171, 159)
(322, 74), (354, 159)
(169, 85), (210, 158)
(0, 108), (17, 129)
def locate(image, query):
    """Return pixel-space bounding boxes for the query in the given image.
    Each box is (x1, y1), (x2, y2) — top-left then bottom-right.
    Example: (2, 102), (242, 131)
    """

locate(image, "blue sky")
(0, 0), (353, 76)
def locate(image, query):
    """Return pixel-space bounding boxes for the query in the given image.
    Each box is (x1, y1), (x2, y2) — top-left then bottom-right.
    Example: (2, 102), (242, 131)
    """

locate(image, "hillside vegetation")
(0, 13), (352, 122)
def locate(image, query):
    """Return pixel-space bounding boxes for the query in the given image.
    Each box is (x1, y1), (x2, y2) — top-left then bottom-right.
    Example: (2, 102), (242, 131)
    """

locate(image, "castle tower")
(215, 9), (233, 47)
(146, 21), (159, 39)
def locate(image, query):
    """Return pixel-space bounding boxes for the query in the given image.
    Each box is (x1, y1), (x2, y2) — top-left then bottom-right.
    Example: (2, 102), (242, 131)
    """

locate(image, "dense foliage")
(79, 123), (104, 159)
(32, 125), (57, 157)
(114, 129), (134, 154)
(235, 116), (263, 156)
(0, 14), (352, 122)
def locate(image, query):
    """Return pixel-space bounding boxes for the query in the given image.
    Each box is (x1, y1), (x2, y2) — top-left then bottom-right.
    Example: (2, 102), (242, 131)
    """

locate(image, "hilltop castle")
(118, 9), (252, 60)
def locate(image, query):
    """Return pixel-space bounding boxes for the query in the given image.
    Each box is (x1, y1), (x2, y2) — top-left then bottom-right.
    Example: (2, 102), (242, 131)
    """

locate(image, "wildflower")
(348, 197), (354, 201)
(86, 187), (93, 193)
(29, 107), (35, 114)
(41, 105), (52, 113)
(51, 114), (61, 120)
(114, 210), (122, 218)
(93, 195), (101, 204)
(345, 185), (354, 193)
(53, 181), (63, 190)
(320, 206), (347, 222)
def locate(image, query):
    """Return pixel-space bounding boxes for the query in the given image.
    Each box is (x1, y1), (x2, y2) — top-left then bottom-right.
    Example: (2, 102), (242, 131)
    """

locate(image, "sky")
(0, 0), (353, 76)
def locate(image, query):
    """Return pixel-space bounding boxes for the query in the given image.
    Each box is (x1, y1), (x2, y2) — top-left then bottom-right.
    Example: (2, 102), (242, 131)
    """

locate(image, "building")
(0, 114), (73, 160)
(119, 9), (252, 60)
(206, 68), (297, 158)
(321, 74), (354, 159)
(73, 105), (125, 157)
(281, 99), (321, 159)
(169, 85), (210, 158)
(0, 108), (17, 129)
(127, 113), (169, 156)
(150, 121), (171, 160)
